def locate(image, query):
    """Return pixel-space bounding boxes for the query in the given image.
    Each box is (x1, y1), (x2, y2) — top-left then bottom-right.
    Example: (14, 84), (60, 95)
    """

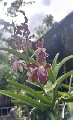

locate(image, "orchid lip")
(46, 53), (49, 57)
(39, 72), (46, 77)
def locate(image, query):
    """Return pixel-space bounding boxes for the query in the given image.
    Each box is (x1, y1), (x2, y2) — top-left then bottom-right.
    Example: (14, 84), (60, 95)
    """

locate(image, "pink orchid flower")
(27, 63), (51, 83)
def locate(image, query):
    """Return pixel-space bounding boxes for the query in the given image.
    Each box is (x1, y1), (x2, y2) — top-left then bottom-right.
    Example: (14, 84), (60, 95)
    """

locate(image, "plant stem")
(26, 35), (29, 62)
(51, 87), (57, 110)
(37, 81), (50, 102)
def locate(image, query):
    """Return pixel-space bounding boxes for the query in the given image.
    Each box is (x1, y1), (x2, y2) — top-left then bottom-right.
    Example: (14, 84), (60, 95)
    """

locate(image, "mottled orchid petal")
(37, 51), (46, 65)
(11, 58), (23, 72)
(36, 40), (44, 48)
(11, 61), (18, 72)
(17, 25), (23, 30)
(44, 63), (51, 69)
(16, 29), (22, 35)
(11, 55), (18, 61)
(14, 55), (18, 60)
(18, 64), (23, 72)
(27, 67), (38, 82)
(31, 69), (38, 82)
(27, 71), (32, 79)
(21, 23), (28, 31)
(34, 48), (46, 56)
(27, 63), (38, 69)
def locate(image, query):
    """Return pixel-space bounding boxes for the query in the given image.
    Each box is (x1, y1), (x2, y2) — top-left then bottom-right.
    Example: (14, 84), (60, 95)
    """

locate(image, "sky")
(0, 0), (73, 33)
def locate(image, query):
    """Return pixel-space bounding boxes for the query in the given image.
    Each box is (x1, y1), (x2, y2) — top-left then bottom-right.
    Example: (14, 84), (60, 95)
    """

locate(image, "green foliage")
(47, 68), (55, 83)
(35, 25), (46, 39)
(61, 83), (73, 91)
(50, 112), (58, 120)
(0, 64), (18, 90)
(52, 53), (59, 80)
(8, 80), (49, 104)
(56, 70), (73, 88)
(0, 1), (72, 118)
(1, 47), (73, 119)
(35, 14), (53, 39)
(62, 96), (73, 102)
(0, 48), (37, 63)
(67, 103), (73, 117)
(43, 14), (53, 27)
(0, 52), (8, 63)
(56, 55), (73, 79)
(28, 48), (34, 55)
(0, 90), (49, 111)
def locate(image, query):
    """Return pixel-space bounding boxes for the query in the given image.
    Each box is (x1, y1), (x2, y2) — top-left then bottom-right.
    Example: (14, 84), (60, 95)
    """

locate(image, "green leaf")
(52, 53), (59, 80)
(61, 84), (69, 89)
(52, 53), (59, 70)
(62, 96), (73, 102)
(12, 100), (26, 105)
(26, 80), (44, 88)
(50, 112), (58, 120)
(47, 69), (55, 83)
(56, 70), (73, 88)
(61, 84), (73, 91)
(56, 55), (73, 79)
(0, 90), (49, 111)
(67, 102), (73, 117)
(8, 80), (49, 104)
(26, 80), (41, 88)
(58, 91), (69, 97)
(28, 48), (34, 54)
(0, 48), (36, 63)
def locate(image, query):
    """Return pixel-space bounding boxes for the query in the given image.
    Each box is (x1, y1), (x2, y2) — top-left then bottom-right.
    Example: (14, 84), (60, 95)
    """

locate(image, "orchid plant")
(0, 10), (73, 119)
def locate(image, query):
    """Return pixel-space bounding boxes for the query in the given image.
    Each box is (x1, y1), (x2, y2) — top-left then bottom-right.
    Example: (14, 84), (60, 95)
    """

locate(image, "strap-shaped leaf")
(58, 91), (69, 97)
(52, 53), (59, 71)
(12, 100), (25, 105)
(52, 53), (59, 80)
(47, 69), (55, 83)
(62, 96), (73, 102)
(26, 80), (41, 88)
(0, 90), (49, 111)
(28, 48), (34, 54)
(56, 55), (73, 79)
(67, 102), (73, 117)
(61, 84), (73, 91)
(0, 48), (36, 63)
(56, 70), (73, 88)
(8, 80), (50, 104)
(50, 112), (58, 120)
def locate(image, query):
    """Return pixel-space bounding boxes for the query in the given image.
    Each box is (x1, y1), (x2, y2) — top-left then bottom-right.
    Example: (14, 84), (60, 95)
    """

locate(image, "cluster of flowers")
(27, 40), (51, 83)
(8, 10), (51, 83)
(7, 10), (34, 51)
(11, 40), (51, 83)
